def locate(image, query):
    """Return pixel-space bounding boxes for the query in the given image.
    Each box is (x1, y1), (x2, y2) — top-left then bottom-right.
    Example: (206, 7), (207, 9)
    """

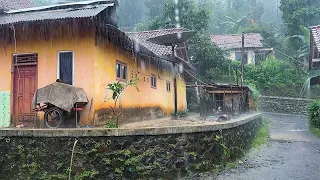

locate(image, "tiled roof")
(0, 4), (114, 25)
(0, 0), (36, 10)
(127, 28), (186, 56)
(210, 33), (264, 50)
(311, 25), (320, 51)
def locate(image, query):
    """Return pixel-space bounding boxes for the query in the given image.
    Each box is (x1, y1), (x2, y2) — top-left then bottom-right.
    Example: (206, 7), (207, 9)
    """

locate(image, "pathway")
(186, 113), (320, 180)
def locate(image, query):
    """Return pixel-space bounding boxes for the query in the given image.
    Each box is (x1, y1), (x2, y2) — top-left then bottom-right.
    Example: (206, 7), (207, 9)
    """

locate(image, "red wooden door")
(13, 65), (37, 127)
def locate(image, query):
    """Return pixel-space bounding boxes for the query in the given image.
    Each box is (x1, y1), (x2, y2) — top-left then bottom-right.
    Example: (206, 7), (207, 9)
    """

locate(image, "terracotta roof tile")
(0, 0), (36, 10)
(210, 33), (264, 49)
(311, 25), (320, 51)
(127, 28), (186, 56)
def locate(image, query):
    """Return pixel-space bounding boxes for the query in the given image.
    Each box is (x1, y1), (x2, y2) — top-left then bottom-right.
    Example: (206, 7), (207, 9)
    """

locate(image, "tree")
(116, 0), (147, 31)
(280, 0), (320, 50)
(104, 78), (139, 128)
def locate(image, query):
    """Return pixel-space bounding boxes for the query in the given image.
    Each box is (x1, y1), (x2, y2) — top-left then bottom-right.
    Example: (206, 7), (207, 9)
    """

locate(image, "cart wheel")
(44, 107), (64, 128)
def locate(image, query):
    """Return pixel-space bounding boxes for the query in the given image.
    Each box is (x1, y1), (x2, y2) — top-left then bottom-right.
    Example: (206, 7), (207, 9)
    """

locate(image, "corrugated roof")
(311, 25), (320, 51)
(0, 0), (36, 10)
(7, 0), (115, 13)
(127, 28), (186, 56)
(210, 33), (264, 50)
(0, 4), (114, 25)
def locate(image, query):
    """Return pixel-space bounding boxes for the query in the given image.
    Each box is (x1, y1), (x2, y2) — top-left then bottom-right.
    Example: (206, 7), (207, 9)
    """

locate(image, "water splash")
(300, 77), (313, 98)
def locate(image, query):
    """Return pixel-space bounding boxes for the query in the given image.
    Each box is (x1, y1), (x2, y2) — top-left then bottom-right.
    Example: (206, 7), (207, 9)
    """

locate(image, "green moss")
(103, 158), (111, 165)
(74, 170), (99, 180)
(188, 152), (197, 156)
(252, 119), (269, 148)
(114, 168), (123, 178)
(310, 126), (320, 137)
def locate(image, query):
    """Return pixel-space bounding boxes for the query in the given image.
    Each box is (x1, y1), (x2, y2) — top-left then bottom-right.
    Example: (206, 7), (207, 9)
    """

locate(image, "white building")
(210, 33), (273, 65)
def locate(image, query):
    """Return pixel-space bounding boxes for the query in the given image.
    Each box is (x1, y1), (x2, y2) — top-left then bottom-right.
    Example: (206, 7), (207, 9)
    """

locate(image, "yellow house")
(0, 0), (194, 127)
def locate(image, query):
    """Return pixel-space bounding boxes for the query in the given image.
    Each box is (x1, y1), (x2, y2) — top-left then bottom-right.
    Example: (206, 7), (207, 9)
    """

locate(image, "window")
(58, 51), (73, 85)
(116, 61), (127, 81)
(313, 46), (320, 59)
(235, 52), (248, 64)
(151, 74), (157, 88)
(166, 81), (171, 92)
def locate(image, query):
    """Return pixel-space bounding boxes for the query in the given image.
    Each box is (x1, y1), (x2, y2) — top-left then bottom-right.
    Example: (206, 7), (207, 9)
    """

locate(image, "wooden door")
(13, 54), (37, 127)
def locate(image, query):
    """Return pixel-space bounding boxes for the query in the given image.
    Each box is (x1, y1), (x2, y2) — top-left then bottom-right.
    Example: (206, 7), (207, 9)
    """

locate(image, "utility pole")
(241, 32), (244, 85)
(240, 32), (245, 113)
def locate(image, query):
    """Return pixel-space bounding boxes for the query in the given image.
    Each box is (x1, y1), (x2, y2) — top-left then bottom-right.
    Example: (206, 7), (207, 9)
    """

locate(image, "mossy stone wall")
(0, 116), (262, 179)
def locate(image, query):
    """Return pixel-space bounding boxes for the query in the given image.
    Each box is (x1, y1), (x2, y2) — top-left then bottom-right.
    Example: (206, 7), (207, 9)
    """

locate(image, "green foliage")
(209, 0), (264, 34)
(106, 78), (139, 102)
(137, 0), (211, 31)
(105, 78), (139, 128)
(251, 119), (269, 148)
(74, 170), (99, 180)
(310, 127), (320, 138)
(105, 119), (117, 128)
(280, 0), (320, 36)
(245, 57), (307, 90)
(308, 100), (320, 128)
(247, 83), (260, 111)
(280, 0), (320, 53)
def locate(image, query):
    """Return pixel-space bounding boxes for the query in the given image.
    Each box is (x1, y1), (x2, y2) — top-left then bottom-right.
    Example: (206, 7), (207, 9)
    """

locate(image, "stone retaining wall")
(259, 96), (312, 115)
(0, 114), (262, 179)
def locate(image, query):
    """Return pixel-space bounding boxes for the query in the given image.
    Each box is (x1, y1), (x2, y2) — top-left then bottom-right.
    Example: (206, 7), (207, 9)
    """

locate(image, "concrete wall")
(0, 113), (262, 179)
(259, 96), (312, 115)
(228, 49), (255, 65)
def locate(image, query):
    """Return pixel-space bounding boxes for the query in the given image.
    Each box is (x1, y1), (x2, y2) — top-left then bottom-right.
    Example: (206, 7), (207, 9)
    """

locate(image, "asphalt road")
(187, 113), (320, 180)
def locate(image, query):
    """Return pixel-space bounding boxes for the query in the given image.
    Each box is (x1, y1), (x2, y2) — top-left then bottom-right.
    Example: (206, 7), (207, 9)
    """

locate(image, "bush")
(307, 100), (320, 128)
(105, 119), (117, 128)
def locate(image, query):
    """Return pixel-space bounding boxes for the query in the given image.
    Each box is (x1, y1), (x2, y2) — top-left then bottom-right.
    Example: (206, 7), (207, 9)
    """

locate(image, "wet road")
(188, 113), (320, 180)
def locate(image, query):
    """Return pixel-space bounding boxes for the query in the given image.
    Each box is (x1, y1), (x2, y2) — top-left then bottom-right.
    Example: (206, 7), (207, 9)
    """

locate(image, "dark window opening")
(59, 52), (73, 85)
(235, 52), (248, 64)
(116, 61), (127, 81)
(151, 74), (157, 89)
(116, 63), (121, 78)
(122, 65), (127, 80)
(166, 81), (171, 92)
(215, 93), (224, 111)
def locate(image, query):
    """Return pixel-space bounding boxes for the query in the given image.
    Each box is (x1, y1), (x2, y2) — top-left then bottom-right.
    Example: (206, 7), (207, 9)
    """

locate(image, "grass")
(310, 126), (320, 138)
(251, 119), (270, 148)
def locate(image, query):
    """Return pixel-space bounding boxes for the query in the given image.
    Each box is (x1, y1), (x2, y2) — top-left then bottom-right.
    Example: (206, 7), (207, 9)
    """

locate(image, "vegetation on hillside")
(307, 100), (320, 137)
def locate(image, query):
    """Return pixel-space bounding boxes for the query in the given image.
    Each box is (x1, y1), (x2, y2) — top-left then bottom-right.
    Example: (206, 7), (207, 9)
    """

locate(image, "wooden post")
(172, 45), (178, 116)
(241, 32), (245, 85)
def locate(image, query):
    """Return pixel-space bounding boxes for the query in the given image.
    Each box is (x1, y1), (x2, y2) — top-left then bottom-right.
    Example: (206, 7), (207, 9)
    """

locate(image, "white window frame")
(57, 51), (74, 85)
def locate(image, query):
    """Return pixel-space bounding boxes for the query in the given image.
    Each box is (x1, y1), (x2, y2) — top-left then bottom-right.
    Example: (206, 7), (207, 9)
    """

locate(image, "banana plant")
(291, 25), (310, 65)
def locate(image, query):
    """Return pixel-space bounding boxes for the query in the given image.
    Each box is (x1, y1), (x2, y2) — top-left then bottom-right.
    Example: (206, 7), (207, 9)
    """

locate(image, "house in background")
(210, 33), (273, 65)
(309, 25), (320, 69)
(0, 0), (193, 128)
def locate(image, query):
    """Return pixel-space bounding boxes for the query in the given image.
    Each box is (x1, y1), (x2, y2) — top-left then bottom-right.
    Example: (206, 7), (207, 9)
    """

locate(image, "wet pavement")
(186, 113), (320, 180)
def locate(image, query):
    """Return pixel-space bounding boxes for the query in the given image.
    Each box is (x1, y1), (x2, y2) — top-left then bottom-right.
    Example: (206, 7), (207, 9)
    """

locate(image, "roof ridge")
(210, 33), (261, 37)
(126, 28), (186, 34)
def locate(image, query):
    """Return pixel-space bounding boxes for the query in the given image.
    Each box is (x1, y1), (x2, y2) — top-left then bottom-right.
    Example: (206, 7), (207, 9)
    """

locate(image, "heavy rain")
(0, 0), (320, 179)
